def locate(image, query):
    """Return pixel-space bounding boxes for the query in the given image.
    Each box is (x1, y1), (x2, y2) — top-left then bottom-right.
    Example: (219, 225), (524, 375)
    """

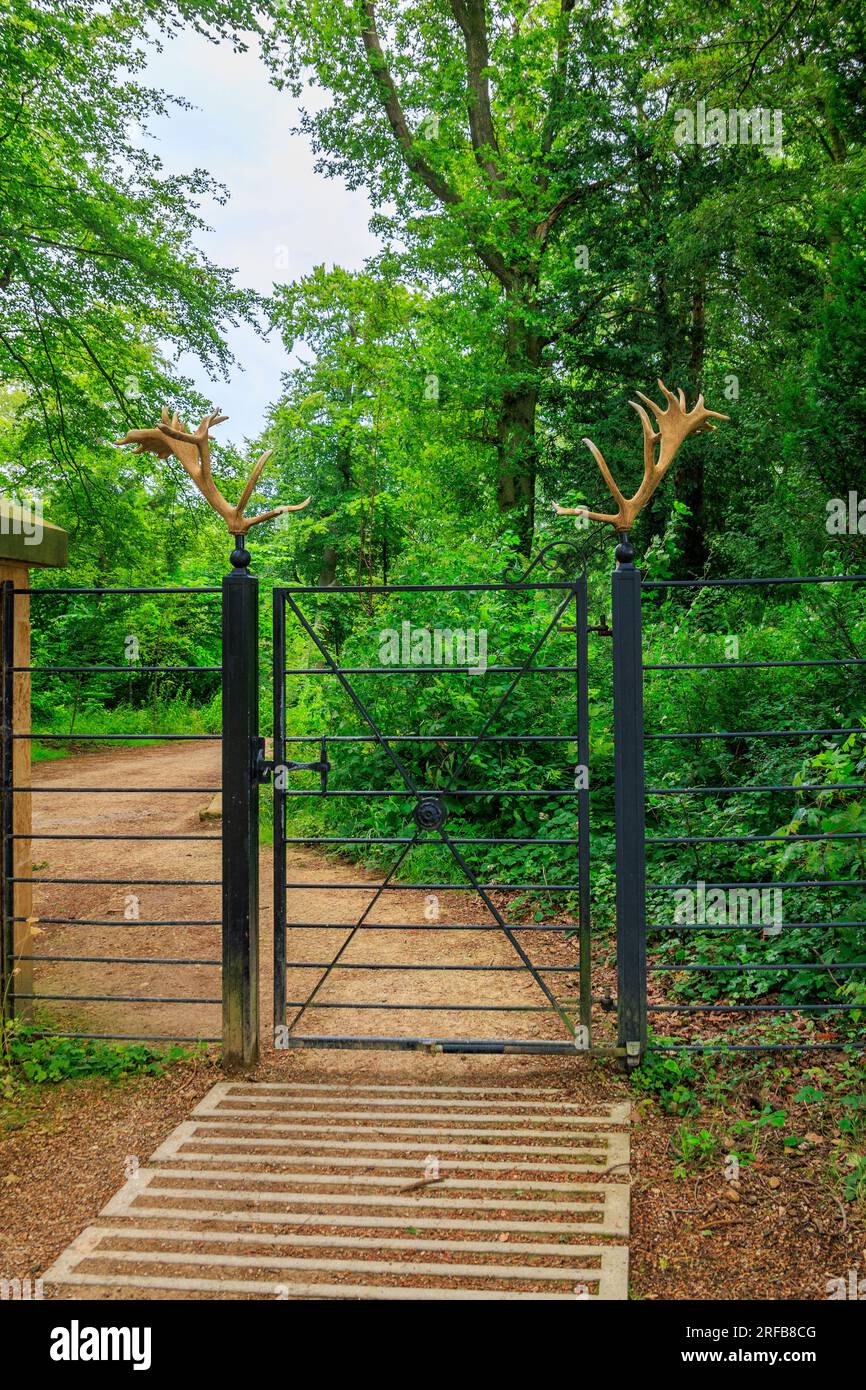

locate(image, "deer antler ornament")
(116, 408), (311, 536)
(555, 381), (728, 532)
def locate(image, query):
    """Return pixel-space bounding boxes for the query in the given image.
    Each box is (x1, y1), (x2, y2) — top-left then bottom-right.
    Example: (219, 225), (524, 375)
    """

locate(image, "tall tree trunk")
(496, 284), (540, 554)
(318, 544), (338, 588)
(676, 281), (708, 575)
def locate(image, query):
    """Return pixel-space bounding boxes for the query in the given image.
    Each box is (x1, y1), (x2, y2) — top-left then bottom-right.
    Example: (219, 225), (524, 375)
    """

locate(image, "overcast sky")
(142, 27), (379, 445)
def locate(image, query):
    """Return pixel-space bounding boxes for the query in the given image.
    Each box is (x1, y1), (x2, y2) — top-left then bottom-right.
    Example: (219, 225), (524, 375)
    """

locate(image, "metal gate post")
(611, 536), (647, 1066)
(221, 542), (260, 1068)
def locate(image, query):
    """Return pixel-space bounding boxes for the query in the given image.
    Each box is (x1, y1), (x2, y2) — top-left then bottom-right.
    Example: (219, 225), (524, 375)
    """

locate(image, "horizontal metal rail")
(16, 877), (220, 886)
(277, 1036), (606, 1054)
(643, 574), (866, 589)
(17, 833), (219, 841)
(282, 962), (578, 973)
(16, 954), (219, 965)
(19, 665), (220, 674)
(17, 1032), (220, 1042)
(277, 923), (578, 932)
(279, 788), (582, 798)
(645, 658), (864, 670)
(21, 586), (220, 595)
(648, 921), (866, 932)
(278, 581), (580, 594)
(646, 726), (863, 741)
(21, 733), (221, 741)
(14, 918), (220, 927)
(282, 882), (580, 892)
(19, 787), (220, 794)
(649, 1003), (858, 1012)
(650, 1042), (852, 1052)
(646, 782), (864, 795)
(17, 993), (221, 1005)
(647, 831), (866, 844)
(649, 878), (866, 890)
(649, 961), (866, 972)
(282, 836), (581, 846)
(284, 665), (577, 676)
(280, 734), (580, 743)
(282, 1001), (565, 1012)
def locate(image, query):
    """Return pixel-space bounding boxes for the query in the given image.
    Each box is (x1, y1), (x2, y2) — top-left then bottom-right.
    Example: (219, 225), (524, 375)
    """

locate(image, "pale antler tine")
(634, 388), (666, 424)
(629, 398), (657, 437)
(235, 449), (274, 517)
(553, 504), (619, 525)
(159, 422), (198, 444)
(677, 388), (686, 409)
(583, 436), (626, 508)
(243, 498), (312, 531)
(657, 379), (679, 408)
(629, 399), (660, 477)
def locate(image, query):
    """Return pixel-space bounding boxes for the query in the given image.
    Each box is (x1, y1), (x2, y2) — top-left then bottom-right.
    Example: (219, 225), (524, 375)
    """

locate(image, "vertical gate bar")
(272, 590), (287, 1033)
(611, 536), (647, 1066)
(0, 581), (14, 1024)
(574, 576), (592, 1041)
(221, 548), (260, 1068)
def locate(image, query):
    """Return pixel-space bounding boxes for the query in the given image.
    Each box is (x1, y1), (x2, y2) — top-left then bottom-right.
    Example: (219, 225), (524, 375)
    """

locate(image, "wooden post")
(0, 505), (67, 1021)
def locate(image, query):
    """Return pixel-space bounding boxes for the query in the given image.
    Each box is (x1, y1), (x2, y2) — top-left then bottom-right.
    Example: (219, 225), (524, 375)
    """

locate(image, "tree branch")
(449, 0), (503, 187)
(359, 0), (515, 287)
(534, 174), (626, 245)
(360, 0), (461, 207)
(540, 0), (576, 168)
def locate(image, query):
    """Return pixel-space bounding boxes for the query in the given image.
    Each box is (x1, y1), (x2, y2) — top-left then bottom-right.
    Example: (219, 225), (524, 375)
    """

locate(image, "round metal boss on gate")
(414, 796), (447, 831)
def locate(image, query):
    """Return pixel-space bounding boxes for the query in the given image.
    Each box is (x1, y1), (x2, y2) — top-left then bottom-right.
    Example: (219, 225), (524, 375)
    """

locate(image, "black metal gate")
(270, 568), (597, 1055)
(7, 537), (861, 1069)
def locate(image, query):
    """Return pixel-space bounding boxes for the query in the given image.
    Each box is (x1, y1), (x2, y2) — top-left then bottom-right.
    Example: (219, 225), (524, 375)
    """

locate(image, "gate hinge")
(254, 735), (330, 793)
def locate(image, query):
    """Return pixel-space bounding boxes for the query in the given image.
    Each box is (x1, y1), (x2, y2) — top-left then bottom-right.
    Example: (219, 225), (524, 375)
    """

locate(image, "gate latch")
(559, 611), (611, 637)
(587, 612), (612, 636)
(253, 735), (331, 793)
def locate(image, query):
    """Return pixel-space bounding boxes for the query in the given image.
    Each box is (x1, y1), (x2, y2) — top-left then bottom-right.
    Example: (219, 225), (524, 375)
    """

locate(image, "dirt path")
(28, 744), (599, 1053)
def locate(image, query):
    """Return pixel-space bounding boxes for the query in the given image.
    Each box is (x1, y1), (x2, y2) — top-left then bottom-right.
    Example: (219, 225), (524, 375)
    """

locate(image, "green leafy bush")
(2, 1024), (192, 1084)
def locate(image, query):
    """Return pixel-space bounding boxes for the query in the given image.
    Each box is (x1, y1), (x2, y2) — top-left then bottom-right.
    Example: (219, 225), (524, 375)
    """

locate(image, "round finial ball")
(230, 540), (251, 570)
(615, 536), (635, 566)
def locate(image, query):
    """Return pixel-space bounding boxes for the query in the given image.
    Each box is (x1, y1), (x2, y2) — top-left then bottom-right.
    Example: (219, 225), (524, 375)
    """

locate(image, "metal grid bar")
(646, 726), (863, 741)
(20, 733), (221, 741)
(16, 954), (219, 965)
(645, 658), (864, 670)
(643, 574), (866, 589)
(21, 586), (220, 595)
